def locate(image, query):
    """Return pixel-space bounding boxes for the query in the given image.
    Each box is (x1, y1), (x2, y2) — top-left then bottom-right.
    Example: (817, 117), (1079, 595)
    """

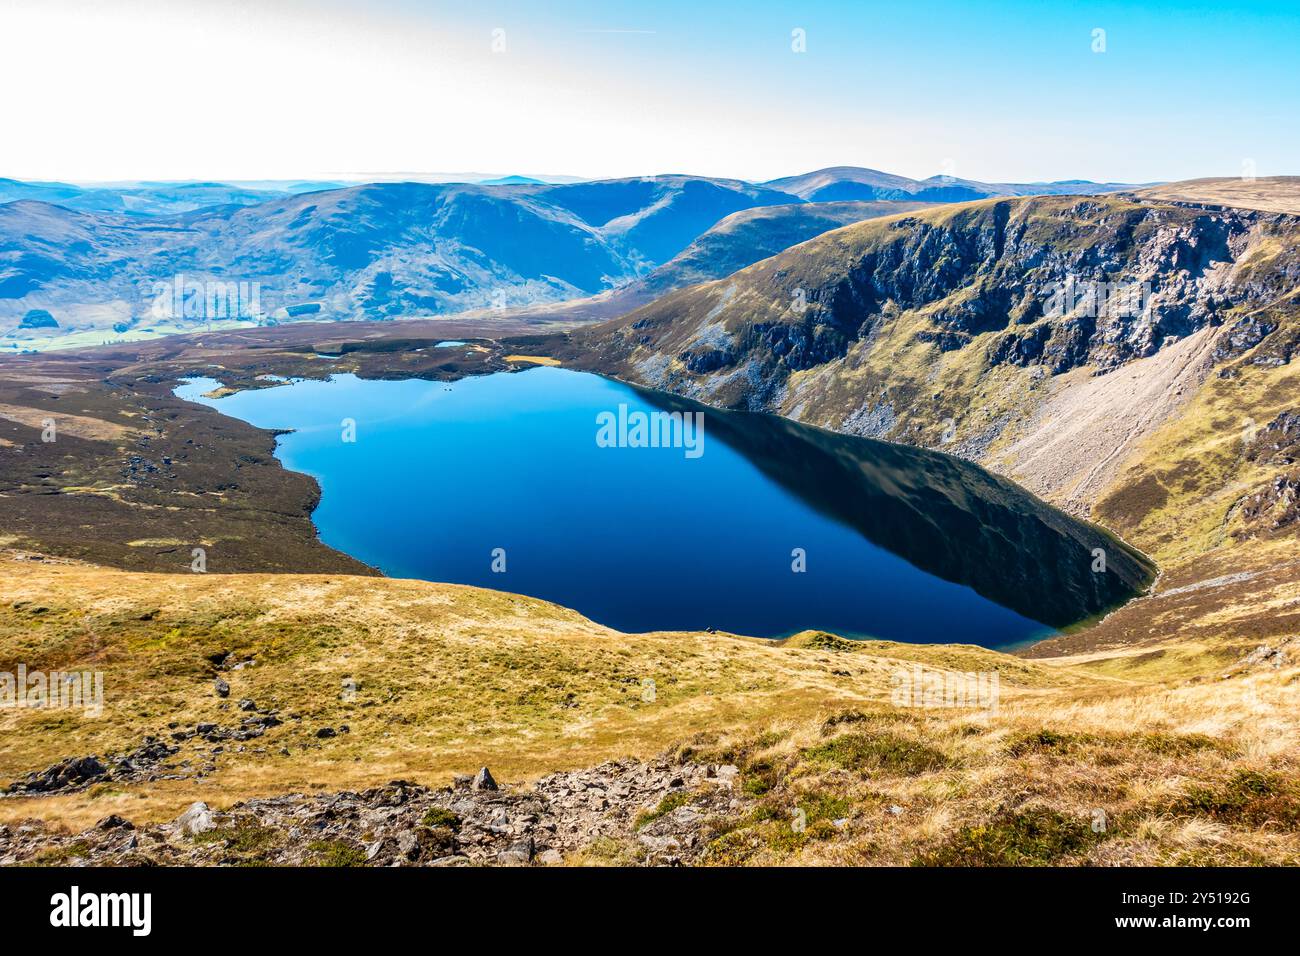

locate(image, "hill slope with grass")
(461, 199), (939, 325)
(0, 555), (1295, 866)
(1131, 176), (1300, 215)
(637, 200), (939, 296)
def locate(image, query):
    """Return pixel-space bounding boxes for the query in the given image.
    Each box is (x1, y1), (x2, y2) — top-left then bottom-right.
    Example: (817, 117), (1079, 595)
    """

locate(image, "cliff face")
(566, 195), (1300, 566)
(578, 196), (1296, 408)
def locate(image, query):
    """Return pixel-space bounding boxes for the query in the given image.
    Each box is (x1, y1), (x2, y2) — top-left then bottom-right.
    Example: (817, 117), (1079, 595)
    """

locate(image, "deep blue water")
(176, 367), (1057, 646)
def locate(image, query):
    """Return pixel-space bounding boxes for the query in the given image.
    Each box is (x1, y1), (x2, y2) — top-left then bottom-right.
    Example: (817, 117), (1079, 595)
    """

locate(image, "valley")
(0, 174), (1297, 868)
(546, 187), (1300, 659)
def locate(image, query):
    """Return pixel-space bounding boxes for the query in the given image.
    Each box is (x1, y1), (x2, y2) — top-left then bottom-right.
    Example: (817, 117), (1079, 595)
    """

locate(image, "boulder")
(65, 756), (107, 781)
(496, 837), (534, 865)
(396, 831), (420, 861)
(175, 801), (216, 836)
(6, 755), (109, 794)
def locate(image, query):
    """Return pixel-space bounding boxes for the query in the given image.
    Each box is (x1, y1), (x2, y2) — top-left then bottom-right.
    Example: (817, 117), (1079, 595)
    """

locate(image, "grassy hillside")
(0, 556), (1054, 828)
(639, 200), (938, 296)
(1133, 177), (1300, 215)
(1, 556), (1295, 865)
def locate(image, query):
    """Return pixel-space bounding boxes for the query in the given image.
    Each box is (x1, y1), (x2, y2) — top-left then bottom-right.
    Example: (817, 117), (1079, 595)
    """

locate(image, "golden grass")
(668, 662), (1299, 866)
(0, 559), (1062, 829)
(1134, 177), (1300, 215)
(0, 557), (1294, 865)
(0, 402), (135, 442)
(503, 355), (561, 366)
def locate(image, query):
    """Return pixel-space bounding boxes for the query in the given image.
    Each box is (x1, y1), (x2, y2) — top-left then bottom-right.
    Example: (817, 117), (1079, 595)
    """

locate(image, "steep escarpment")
(573, 196), (1296, 412)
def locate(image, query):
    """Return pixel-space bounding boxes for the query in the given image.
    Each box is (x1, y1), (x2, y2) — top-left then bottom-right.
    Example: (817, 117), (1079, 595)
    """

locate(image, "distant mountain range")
(0, 167), (1154, 344)
(0, 178), (327, 216)
(763, 166), (1145, 203)
(0, 173), (579, 216)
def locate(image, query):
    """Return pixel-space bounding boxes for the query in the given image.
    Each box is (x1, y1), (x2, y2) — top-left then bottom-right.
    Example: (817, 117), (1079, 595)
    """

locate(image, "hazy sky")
(2, 0), (1296, 184)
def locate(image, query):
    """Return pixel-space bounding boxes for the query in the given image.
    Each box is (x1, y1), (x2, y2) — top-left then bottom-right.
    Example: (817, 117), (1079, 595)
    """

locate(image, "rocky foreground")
(0, 758), (745, 867)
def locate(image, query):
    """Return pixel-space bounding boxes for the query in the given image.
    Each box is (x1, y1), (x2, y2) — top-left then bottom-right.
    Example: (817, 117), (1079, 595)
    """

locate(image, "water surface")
(176, 368), (1151, 646)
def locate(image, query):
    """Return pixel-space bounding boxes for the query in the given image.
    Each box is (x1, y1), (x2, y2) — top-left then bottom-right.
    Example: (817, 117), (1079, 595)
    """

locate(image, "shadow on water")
(634, 384), (1156, 629)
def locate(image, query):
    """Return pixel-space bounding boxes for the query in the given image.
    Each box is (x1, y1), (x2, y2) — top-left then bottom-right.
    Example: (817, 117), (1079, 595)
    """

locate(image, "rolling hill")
(528, 175), (803, 265)
(0, 176), (806, 342)
(637, 200), (938, 296)
(480, 199), (943, 324)
(0, 178), (319, 216)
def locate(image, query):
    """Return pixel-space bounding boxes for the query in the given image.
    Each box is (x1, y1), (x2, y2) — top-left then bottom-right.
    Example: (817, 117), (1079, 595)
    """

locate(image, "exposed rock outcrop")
(4, 737), (182, 795)
(573, 197), (1299, 426)
(0, 758), (745, 867)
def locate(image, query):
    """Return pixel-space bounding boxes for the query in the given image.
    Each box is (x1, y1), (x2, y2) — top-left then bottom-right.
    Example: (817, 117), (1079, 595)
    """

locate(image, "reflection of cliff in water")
(636, 385), (1156, 629)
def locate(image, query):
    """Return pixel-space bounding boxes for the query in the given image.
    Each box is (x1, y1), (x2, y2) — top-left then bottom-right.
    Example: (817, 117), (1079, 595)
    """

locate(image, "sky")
(1, 0), (1296, 185)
